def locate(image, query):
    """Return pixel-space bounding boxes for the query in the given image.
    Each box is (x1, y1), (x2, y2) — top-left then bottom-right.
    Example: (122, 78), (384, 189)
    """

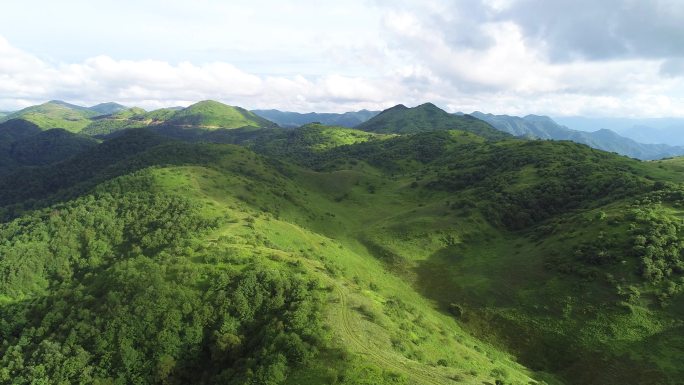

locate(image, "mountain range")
(1, 99), (684, 384)
(3, 99), (683, 160)
(554, 116), (684, 146)
(252, 109), (379, 128)
(472, 112), (684, 160)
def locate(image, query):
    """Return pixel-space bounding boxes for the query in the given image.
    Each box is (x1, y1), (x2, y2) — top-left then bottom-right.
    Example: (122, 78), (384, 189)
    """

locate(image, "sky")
(1, 0), (684, 117)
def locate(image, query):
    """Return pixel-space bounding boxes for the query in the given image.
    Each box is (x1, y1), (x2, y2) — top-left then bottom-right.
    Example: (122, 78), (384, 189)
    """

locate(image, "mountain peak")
(90, 102), (127, 115)
(356, 102), (509, 140)
(415, 102), (442, 111)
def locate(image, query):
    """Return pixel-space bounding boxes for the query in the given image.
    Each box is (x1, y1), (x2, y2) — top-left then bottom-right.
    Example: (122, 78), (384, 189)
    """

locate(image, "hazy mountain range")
(471, 112), (684, 160)
(251, 109), (379, 128)
(2, 100), (684, 161)
(554, 116), (684, 146)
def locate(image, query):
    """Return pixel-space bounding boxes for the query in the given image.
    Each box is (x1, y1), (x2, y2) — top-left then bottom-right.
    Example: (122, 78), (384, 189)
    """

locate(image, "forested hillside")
(1, 102), (683, 385)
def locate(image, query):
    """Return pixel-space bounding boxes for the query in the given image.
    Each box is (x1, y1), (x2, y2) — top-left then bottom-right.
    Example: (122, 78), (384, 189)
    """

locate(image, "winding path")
(329, 281), (458, 385)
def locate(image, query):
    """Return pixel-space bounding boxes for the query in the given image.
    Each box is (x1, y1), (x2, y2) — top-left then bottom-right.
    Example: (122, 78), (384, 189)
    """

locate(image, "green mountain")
(357, 103), (510, 140)
(0, 100), (99, 132)
(82, 101), (277, 136)
(89, 102), (128, 115)
(252, 109), (379, 128)
(167, 100), (276, 128)
(2, 104), (684, 384)
(472, 112), (684, 160)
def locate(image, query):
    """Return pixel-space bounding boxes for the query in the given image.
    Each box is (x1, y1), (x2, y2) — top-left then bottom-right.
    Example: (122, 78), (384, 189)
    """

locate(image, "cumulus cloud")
(1, 0), (684, 117)
(0, 37), (400, 112)
(374, 0), (684, 117)
(500, 0), (684, 62)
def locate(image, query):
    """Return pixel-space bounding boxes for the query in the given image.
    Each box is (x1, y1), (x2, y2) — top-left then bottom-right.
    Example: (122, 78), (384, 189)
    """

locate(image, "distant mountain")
(357, 103), (510, 140)
(0, 100), (99, 132)
(83, 101), (277, 136)
(89, 102), (127, 115)
(166, 100), (276, 128)
(554, 116), (684, 146)
(472, 112), (684, 160)
(252, 109), (379, 128)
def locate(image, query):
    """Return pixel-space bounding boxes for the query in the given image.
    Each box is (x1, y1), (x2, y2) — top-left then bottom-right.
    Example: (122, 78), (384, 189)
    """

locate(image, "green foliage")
(8, 128), (98, 166)
(0, 171), (325, 385)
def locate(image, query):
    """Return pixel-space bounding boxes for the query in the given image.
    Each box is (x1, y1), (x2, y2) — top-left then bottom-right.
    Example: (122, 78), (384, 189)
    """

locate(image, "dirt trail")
(329, 282), (458, 385)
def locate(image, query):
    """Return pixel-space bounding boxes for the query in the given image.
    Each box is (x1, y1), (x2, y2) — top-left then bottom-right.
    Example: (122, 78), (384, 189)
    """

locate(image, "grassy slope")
(147, 158), (540, 385)
(244, 128), (684, 384)
(0, 141), (540, 384)
(0, 101), (98, 132)
(303, 136), (684, 385)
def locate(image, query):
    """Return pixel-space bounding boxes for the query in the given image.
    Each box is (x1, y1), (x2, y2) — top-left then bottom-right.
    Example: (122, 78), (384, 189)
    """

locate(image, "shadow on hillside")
(414, 245), (670, 385)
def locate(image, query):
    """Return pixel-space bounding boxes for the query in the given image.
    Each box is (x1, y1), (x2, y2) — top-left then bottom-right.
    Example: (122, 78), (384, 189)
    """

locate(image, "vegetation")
(251, 109), (379, 128)
(8, 128), (98, 166)
(1, 101), (684, 384)
(167, 100), (276, 129)
(356, 102), (510, 140)
(0, 101), (99, 132)
(82, 102), (277, 136)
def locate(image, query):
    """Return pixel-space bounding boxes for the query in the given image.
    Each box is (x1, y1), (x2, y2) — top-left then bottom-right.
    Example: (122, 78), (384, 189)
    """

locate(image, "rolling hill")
(472, 112), (684, 160)
(252, 109), (379, 128)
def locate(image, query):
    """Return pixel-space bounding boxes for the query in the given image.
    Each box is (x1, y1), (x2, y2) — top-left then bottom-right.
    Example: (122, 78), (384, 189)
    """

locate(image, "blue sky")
(1, 0), (683, 116)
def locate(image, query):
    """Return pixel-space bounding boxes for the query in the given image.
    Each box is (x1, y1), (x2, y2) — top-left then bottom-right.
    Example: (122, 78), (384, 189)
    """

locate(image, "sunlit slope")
(0, 142), (539, 385)
(0, 101), (99, 132)
(83, 101), (277, 136)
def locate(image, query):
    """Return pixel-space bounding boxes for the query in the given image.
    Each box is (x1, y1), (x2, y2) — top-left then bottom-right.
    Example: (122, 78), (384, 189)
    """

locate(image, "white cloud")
(0, 37), (401, 112)
(1, 0), (684, 117)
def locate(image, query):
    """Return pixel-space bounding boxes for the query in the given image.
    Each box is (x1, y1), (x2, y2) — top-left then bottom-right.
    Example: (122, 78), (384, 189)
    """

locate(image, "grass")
(141, 159), (543, 384)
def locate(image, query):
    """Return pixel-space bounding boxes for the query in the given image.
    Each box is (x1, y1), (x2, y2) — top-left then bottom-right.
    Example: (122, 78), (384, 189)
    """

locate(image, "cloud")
(372, 0), (684, 116)
(1, 0), (684, 117)
(0, 36), (400, 112)
(501, 0), (684, 62)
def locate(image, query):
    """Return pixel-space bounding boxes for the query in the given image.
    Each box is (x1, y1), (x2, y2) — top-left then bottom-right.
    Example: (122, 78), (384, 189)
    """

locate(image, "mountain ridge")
(357, 103), (510, 140)
(472, 111), (684, 160)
